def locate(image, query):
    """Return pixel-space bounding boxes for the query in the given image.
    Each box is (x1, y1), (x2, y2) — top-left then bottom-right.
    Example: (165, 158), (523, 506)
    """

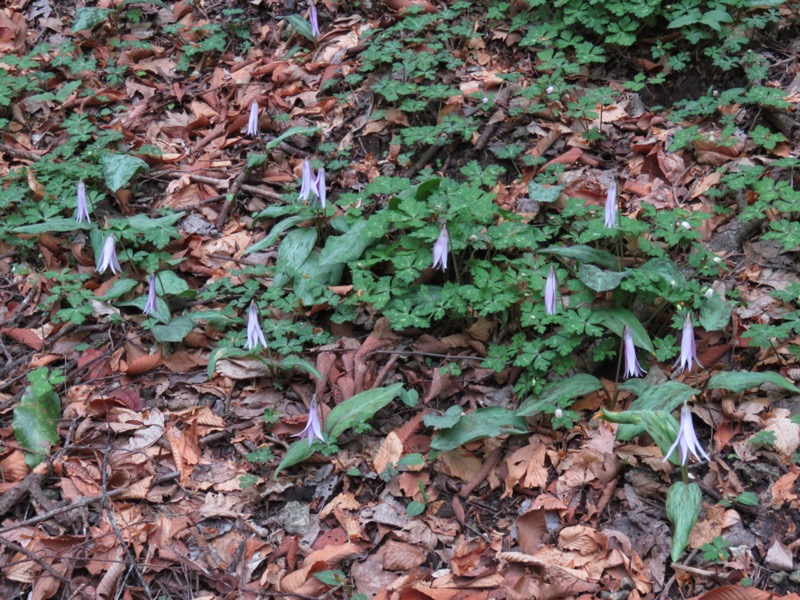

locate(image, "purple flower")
(144, 273), (157, 315)
(96, 236), (122, 275)
(622, 325), (646, 378)
(314, 167), (326, 210)
(604, 176), (617, 229)
(432, 225), (449, 271)
(663, 404), (710, 466)
(299, 159), (316, 201)
(247, 100), (260, 137)
(292, 397), (326, 446)
(244, 301), (268, 351)
(674, 312), (702, 373)
(76, 180), (90, 223)
(309, 2), (320, 39)
(544, 265), (557, 315)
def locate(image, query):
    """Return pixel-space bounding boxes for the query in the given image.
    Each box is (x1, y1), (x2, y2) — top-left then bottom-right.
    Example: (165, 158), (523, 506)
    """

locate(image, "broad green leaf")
(274, 439), (316, 477)
(423, 405), (463, 429)
(155, 271), (189, 296)
(415, 178), (441, 202)
(668, 11), (701, 28)
(430, 407), (528, 452)
(273, 228), (317, 287)
(255, 204), (302, 220)
(207, 346), (251, 379)
(320, 220), (385, 266)
(282, 14), (315, 41)
(293, 251), (344, 306)
(616, 380), (696, 440)
(593, 307), (654, 353)
(406, 501), (426, 517)
(118, 212), (183, 232)
(14, 218), (91, 234)
(578, 263), (627, 292)
(539, 245), (618, 269)
(638, 257), (687, 289)
(325, 383), (404, 440)
(187, 310), (236, 328)
(12, 381), (61, 468)
(314, 570), (345, 586)
(120, 0), (168, 6)
(699, 294), (734, 331)
(246, 215), (307, 255)
(100, 154), (150, 192)
(278, 355), (322, 380)
(72, 7), (113, 31)
(99, 278), (139, 300)
(527, 182), (563, 203)
(265, 125), (319, 150)
(707, 371), (800, 394)
(150, 315), (194, 343)
(247, 154), (268, 169)
(666, 482), (702, 562)
(517, 374), (603, 417)
(599, 408), (680, 462)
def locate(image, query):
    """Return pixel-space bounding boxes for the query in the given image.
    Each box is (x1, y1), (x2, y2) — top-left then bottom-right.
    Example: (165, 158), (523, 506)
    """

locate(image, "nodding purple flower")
(604, 176), (618, 229)
(314, 167), (326, 210)
(663, 403), (710, 466)
(299, 159), (316, 202)
(245, 301), (268, 351)
(76, 180), (90, 223)
(623, 325), (646, 378)
(432, 225), (449, 272)
(544, 266), (558, 315)
(674, 312), (702, 373)
(247, 100), (260, 137)
(309, 2), (320, 39)
(96, 236), (122, 275)
(292, 397), (326, 446)
(144, 273), (157, 315)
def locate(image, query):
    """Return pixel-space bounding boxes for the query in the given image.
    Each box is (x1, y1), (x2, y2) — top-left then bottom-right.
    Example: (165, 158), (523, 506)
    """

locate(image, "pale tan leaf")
(379, 540), (426, 571)
(374, 431), (404, 474)
(516, 509), (546, 555)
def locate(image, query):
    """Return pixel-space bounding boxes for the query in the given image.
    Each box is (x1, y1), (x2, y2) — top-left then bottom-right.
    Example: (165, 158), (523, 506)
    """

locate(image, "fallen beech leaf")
(374, 431), (404, 474)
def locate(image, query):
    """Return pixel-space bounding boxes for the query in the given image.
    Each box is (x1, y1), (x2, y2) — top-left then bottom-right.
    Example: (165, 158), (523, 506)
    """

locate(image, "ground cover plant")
(1, 0), (800, 598)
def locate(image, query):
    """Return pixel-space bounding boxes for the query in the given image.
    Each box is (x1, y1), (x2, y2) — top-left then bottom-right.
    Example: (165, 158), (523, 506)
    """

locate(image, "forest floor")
(1, 1), (800, 599)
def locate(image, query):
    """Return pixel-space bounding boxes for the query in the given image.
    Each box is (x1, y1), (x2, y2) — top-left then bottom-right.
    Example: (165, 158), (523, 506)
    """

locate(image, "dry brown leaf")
(762, 409), (800, 456)
(504, 441), (548, 495)
(379, 540), (427, 571)
(438, 447), (482, 482)
(516, 509), (546, 555)
(689, 584), (774, 600)
(374, 431), (404, 474)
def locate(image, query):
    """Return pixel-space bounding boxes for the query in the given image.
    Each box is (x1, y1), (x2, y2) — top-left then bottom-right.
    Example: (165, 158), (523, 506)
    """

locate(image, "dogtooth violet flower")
(622, 325), (646, 378)
(76, 180), (90, 223)
(315, 167), (327, 210)
(544, 266), (557, 315)
(244, 301), (268, 351)
(604, 176), (618, 228)
(299, 160), (315, 201)
(309, 2), (320, 39)
(663, 403), (710, 466)
(247, 100), (260, 137)
(96, 236), (122, 275)
(432, 225), (449, 272)
(143, 273), (157, 315)
(292, 397), (325, 446)
(675, 312), (702, 373)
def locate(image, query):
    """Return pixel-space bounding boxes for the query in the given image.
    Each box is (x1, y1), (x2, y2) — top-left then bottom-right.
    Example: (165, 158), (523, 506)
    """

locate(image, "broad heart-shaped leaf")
(150, 315), (194, 343)
(154, 270), (190, 296)
(423, 405), (463, 429)
(578, 263), (628, 292)
(72, 7), (113, 31)
(707, 370), (800, 394)
(325, 383), (404, 440)
(320, 219), (385, 266)
(527, 182), (563, 203)
(100, 154), (150, 192)
(666, 482), (702, 562)
(699, 293), (735, 332)
(273, 228), (317, 287)
(98, 278), (138, 300)
(638, 257), (687, 289)
(274, 439), (316, 477)
(265, 125), (319, 150)
(599, 408), (680, 463)
(616, 380), (696, 440)
(277, 355), (321, 380)
(294, 251), (344, 306)
(246, 214), (307, 255)
(13, 382), (61, 467)
(14, 218), (92, 234)
(517, 374), (603, 417)
(430, 407), (528, 452)
(539, 245), (618, 270)
(593, 307), (655, 354)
